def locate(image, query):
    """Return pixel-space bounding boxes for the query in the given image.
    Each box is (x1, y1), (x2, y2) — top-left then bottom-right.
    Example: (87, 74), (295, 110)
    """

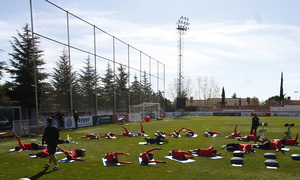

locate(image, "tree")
(0, 82), (15, 106)
(7, 24), (47, 116)
(115, 64), (129, 111)
(38, 82), (57, 112)
(0, 49), (6, 79)
(168, 76), (193, 100)
(221, 87), (226, 108)
(0, 49), (11, 106)
(181, 76), (193, 98)
(194, 76), (220, 101)
(232, 92), (237, 98)
(264, 95), (281, 105)
(141, 71), (152, 102)
(78, 55), (98, 112)
(100, 63), (115, 109)
(249, 97), (259, 106)
(280, 72), (284, 105)
(51, 48), (77, 112)
(130, 74), (141, 105)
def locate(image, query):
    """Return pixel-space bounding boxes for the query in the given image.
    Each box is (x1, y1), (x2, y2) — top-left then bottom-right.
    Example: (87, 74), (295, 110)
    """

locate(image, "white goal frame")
(129, 102), (161, 121)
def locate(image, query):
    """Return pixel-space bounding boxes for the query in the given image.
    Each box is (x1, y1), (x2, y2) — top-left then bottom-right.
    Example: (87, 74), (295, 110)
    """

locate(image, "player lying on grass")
(154, 128), (184, 137)
(101, 132), (119, 139)
(183, 128), (194, 137)
(189, 146), (222, 157)
(202, 129), (221, 137)
(252, 140), (284, 152)
(224, 143), (255, 153)
(235, 129), (260, 142)
(120, 124), (145, 137)
(145, 135), (168, 145)
(141, 147), (167, 164)
(78, 133), (100, 139)
(226, 124), (242, 138)
(155, 130), (166, 136)
(106, 152), (132, 164)
(13, 131), (45, 152)
(58, 146), (86, 161)
(30, 148), (50, 157)
(58, 139), (70, 144)
(172, 128), (185, 138)
(120, 125), (134, 136)
(280, 132), (298, 145)
(154, 130), (171, 136)
(137, 122), (146, 136)
(170, 149), (194, 160)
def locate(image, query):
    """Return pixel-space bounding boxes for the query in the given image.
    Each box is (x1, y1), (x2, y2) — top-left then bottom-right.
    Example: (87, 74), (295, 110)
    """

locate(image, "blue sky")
(1, 0), (300, 102)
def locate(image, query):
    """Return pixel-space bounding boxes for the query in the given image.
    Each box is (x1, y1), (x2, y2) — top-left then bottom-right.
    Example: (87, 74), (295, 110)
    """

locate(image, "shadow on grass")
(27, 167), (55, 180)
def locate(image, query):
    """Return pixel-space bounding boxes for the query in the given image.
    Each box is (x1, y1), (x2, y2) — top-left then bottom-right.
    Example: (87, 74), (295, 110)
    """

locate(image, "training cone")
(67, 134), (70, 141)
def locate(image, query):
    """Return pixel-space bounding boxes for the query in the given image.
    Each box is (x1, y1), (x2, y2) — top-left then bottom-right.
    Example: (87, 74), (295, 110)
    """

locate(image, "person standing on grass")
(72, 109), (79, 129)
(42, 118), (60, 171)
(251, 113), (259, 135)
(56, 110), (64, 130)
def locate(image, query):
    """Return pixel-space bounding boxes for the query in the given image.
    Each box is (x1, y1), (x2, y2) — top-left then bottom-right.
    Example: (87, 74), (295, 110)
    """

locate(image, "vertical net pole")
(93, 25), (98, 115)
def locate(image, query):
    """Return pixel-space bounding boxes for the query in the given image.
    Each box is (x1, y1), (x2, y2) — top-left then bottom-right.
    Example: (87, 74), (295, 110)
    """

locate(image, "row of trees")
(0, 24), (287, 119)
(0, 24), (170, 118)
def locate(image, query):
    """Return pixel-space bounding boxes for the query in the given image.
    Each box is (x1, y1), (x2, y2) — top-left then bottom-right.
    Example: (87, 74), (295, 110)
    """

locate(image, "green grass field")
(1, 116), (300, 180)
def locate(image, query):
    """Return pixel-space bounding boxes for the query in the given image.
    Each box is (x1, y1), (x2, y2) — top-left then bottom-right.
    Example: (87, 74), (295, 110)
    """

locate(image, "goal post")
(129, 102), (161, 122)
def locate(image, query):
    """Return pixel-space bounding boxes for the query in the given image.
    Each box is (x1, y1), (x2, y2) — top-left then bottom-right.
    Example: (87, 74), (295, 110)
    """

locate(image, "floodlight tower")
(176, 16), (190, 98)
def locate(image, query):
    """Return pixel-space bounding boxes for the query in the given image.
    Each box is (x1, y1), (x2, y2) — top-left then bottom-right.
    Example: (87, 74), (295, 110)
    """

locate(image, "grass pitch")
(0, 116), (299, 180)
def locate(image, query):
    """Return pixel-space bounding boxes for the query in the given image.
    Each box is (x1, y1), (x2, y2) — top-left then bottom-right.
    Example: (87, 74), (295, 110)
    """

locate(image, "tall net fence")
(30, 0), (165, 120)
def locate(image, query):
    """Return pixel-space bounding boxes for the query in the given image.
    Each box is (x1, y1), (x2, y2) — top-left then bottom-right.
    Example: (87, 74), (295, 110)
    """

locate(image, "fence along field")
(31, 0), (165, 118)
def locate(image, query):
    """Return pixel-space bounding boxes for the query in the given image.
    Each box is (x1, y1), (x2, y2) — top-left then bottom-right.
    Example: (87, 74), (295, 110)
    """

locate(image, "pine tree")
(115, 64), (129, 111)
(51, 48), (77, 111)
(130, 74), (141, 105)
(100, 63), (115, 109)
(221, 87), (226, 108)
(141, 71), (152, 102)
(280, 72), (284, 105)
(0, 49), (6, 79)
(78, 55), (98, 111)
(7, 24), (47, 114)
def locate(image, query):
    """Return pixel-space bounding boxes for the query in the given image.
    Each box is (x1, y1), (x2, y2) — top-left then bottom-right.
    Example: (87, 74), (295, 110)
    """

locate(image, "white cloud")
(2, 1), (300, 101)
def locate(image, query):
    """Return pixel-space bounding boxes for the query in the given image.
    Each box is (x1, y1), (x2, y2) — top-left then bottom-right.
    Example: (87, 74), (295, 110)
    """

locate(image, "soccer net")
(129, 102), (161, 122)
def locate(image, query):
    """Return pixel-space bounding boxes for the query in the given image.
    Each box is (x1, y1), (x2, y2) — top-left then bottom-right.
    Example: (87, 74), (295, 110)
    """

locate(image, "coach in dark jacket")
(42, 118), (60, 170)
(251, 114), (259, 135)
